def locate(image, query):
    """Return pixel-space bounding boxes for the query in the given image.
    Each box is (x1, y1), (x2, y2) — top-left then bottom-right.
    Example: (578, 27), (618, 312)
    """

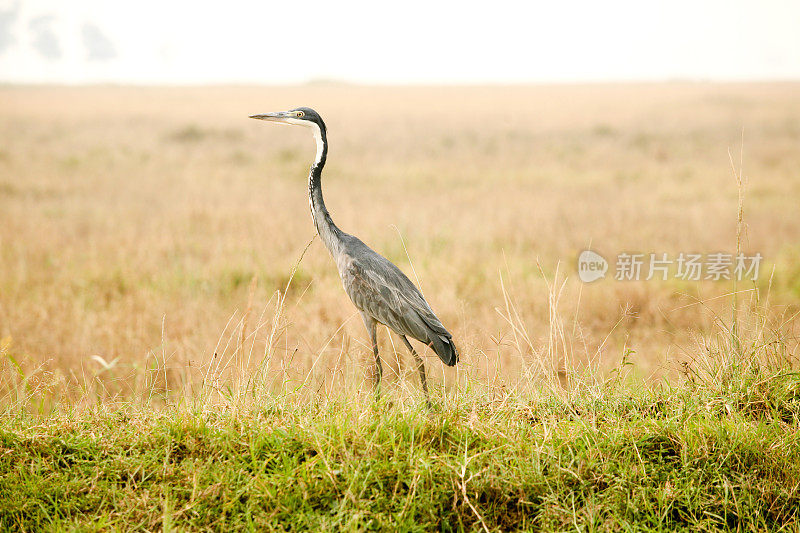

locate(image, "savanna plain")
(1, 84), (800, 530)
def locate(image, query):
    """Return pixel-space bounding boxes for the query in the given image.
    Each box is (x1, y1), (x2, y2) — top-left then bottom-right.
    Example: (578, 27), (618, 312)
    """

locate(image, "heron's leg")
(360, 312), (382, 395)
(400, 335), (430, 406)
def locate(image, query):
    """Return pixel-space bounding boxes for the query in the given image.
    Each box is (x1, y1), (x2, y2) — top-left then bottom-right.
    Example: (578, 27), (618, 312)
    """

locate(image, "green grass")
(2, 372), (799, 531)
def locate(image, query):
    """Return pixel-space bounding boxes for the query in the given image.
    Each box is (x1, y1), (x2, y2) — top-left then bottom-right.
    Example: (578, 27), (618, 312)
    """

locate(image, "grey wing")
(341, 254), (458, 365)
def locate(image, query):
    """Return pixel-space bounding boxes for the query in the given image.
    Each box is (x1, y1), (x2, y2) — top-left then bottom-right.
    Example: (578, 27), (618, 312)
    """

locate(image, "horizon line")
(2, 77), (800, 89)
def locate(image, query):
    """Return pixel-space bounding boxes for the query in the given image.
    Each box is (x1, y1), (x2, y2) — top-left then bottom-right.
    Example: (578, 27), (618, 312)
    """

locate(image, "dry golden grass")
(1, 83), (799, 408)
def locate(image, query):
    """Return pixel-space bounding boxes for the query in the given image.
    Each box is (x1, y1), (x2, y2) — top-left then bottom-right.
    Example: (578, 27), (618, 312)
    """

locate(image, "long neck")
(308, 125), (342, 256)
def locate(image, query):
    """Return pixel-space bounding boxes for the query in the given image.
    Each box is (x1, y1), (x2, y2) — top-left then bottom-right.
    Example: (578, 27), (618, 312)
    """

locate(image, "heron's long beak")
(249, 111), (292, 122)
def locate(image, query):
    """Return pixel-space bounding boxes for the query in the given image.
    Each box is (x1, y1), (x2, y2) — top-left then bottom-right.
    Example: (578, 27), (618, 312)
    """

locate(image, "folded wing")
(342, 253), (458, 366)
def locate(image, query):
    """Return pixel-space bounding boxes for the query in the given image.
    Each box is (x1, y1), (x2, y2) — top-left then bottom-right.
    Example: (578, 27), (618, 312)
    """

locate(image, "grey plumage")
(250, 107), (458, 399)
(339, 236), (459, 367)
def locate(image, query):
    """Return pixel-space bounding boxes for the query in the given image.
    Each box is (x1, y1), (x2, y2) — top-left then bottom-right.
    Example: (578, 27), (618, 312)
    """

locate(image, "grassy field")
(2, 372), (800, 530)
(1, 84), (799, 529)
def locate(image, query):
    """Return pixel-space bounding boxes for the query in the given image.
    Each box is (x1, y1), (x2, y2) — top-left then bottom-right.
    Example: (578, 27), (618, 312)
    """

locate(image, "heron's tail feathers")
(403, 307), (459, 366)
(430, 334), (459, 367)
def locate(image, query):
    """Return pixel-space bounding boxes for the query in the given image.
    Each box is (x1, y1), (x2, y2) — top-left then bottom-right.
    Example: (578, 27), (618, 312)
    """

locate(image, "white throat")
(311, 123), (324, 166)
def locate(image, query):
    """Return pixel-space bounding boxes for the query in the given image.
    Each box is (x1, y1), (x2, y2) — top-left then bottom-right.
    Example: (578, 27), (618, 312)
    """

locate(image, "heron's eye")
(297, 111), (304, 118)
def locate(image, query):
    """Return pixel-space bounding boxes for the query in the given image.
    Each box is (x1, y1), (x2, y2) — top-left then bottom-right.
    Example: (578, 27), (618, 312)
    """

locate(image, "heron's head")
(249, 107), (325, 135)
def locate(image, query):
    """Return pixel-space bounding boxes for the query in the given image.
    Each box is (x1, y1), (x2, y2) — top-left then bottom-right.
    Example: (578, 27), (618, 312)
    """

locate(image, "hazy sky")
(1, 0), (799, 84)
